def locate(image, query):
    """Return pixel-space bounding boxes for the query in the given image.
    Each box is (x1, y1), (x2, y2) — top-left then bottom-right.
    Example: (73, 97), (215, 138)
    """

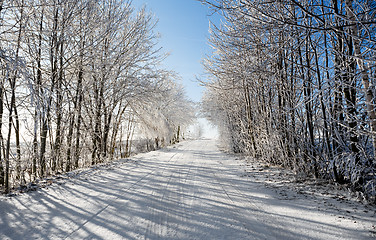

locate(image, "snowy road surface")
(0, 139), (375, 239)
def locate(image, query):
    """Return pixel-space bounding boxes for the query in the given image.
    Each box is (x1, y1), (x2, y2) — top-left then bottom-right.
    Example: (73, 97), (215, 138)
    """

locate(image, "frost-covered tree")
(0, 0), (195, 193)
(200, 0), (376, 201)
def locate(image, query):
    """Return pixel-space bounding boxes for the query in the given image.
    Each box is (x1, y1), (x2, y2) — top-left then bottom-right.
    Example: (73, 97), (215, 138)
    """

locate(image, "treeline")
(0, 0), (194, 193)
(200, 0), (376, 201)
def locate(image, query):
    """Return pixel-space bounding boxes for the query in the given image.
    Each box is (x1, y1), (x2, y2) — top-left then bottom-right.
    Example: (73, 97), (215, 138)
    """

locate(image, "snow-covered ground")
(0, 139), (375, 239)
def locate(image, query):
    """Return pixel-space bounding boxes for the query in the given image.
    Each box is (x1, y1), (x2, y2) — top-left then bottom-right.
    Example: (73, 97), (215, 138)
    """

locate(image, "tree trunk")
(92, 78), (102, 165)
(33, 7), (44, 178)
(310, 34), (333, 165)
(102, 108), (112, 159)
(50, 4), (59, 172)
(0, 80), (4, 186)
(322, 31), (334, 161)
(5, 77), (17, 193)
(345, 0), (376, 161)
(66, 108), (74, 172)
(74, 38), (84, 169)
(14, 101), (22, 183)
(331, 0), (346, 183)
(53, 37), (64, 172)
(74, 76), (83, 169)
(304, 39), (318, 178)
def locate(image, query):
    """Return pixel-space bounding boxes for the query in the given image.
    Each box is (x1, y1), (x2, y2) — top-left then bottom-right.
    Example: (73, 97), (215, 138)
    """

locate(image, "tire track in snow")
(64, 150), (181, 239)
(143, 152), (183, 239)
(143, 142), (197, 239)
(210, 162), (279, 239)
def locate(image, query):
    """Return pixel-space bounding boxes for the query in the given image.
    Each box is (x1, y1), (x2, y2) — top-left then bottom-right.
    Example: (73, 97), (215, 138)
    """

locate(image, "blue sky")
(133, 0), (219, 103)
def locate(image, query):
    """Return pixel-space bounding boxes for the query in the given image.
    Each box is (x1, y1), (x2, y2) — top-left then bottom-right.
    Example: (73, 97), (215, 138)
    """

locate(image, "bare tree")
(200, 0), (376, 200)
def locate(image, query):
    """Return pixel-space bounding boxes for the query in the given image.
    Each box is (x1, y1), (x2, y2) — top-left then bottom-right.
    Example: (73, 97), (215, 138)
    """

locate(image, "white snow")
(0, 139), (375, 239)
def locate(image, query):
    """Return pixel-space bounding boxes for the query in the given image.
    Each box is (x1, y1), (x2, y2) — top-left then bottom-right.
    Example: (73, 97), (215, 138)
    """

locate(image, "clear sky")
(133, 0), (218, 103)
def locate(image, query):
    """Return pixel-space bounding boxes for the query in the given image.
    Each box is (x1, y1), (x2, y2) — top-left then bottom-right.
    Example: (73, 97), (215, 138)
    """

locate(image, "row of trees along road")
(200, 0), (376, 202)
(0, 0), (194, 194)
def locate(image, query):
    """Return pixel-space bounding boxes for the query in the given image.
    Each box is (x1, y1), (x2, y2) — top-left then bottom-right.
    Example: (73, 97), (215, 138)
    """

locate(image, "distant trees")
(0, 0), (194, 193)
(200, 0), (376, 201)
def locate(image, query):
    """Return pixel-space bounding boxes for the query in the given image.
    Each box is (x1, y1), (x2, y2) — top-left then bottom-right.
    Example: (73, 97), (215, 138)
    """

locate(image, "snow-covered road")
(0, 139), (375, 239)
